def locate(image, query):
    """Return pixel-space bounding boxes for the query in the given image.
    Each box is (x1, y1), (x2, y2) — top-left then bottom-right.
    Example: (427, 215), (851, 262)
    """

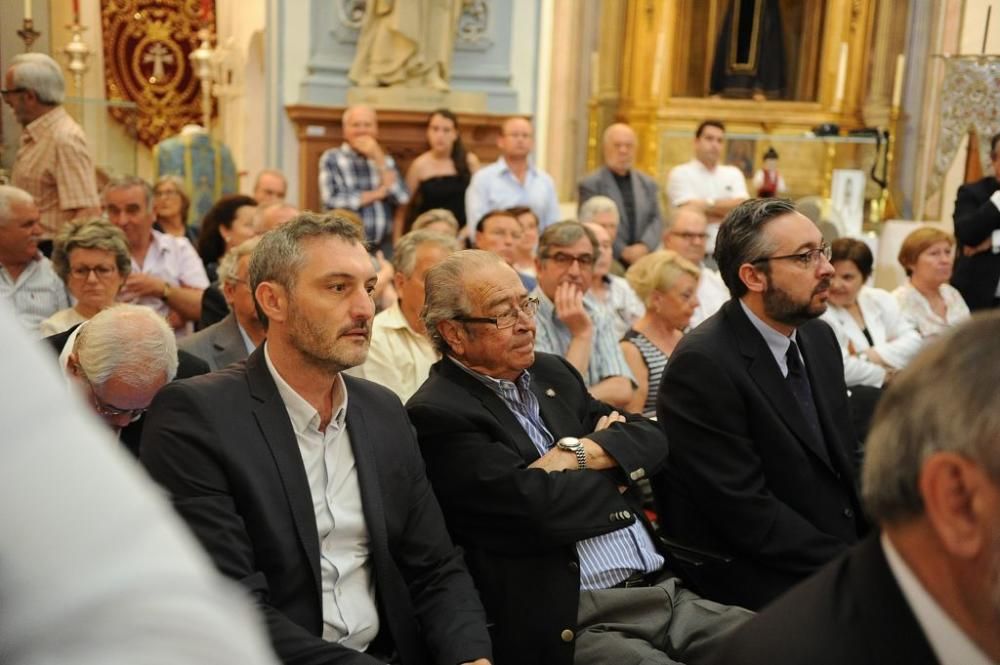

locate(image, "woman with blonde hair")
(620, 249), (700, 417)
(41, 218), (132, 336)
(892, 227), (969, 338)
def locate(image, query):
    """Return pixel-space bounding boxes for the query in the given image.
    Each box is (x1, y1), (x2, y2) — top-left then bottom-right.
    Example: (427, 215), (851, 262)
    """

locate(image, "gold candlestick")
(879, 107), (901, 223)
(17, 17), (41, 51)
(62, 23), (92, 94)
(189, 28), (216, 130)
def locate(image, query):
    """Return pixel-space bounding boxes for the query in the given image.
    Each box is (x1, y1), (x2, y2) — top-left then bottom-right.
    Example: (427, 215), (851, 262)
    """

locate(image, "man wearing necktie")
(655, 198), (869, 610)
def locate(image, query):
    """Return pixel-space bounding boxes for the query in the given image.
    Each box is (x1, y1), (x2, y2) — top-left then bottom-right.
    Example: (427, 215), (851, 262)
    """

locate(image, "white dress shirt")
(892, 282), (970, 339)
(666, 159), (750, 252)
(881, 534), (993, 665)
(350, 302), (438, 402)
(691, 266), (729, 328)
(263, 345), (379, 650)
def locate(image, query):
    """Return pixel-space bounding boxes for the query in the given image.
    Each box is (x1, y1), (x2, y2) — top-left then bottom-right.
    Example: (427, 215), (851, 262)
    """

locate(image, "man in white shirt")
(352, 229), (458, 401)
(666, 120), (749, 254)
(661, 205), (729, 327)
(709, 313), (1000, 665)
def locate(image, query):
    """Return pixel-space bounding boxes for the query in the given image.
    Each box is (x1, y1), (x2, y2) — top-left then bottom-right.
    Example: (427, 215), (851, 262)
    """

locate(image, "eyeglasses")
(76, 368), (147, 422)
(669, 231), (709, 241)
(70, 265), (119, 279)
(455, 296), (540, 330)
(153, 189), (180, 199)
(542, 252), (596, 269)
(0, 87), (27, 98)
(751, 244), (832, 269)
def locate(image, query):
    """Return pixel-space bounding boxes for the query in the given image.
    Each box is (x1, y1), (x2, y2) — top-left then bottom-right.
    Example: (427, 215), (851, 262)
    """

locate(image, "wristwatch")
(556, 437), (587, 470)
(161, 282), (171, 302)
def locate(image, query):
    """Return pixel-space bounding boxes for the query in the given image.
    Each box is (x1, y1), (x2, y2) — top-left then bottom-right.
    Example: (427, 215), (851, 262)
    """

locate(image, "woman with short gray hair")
(41, 218), (132, 336)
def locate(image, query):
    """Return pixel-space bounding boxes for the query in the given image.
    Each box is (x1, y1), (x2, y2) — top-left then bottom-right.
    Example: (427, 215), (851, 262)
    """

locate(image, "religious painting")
(101, 0), (217, 147)
(672, 0), (826, 101)
(725, 138), (756, 178)
(830, 168), (866, 237)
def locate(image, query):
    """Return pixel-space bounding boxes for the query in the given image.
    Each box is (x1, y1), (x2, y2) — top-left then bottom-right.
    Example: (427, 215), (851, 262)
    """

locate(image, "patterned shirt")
(448, 357), (663, 590)
(0, 255), (70, 335)
(621, 329), (669, 418)
(532, 287), (636, 388)
(11, 106), (100, 237)
(592, 274), (645, 340)
(464, 157), (561, 236)
(892, 282), (971, 339)
(318, 143), (409, 248)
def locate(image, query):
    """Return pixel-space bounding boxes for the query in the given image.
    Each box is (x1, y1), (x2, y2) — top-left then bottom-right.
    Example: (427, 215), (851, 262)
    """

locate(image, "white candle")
(891, 54), (906, 109)
(651, 32), (667, 98)
(591, 52), (600, 98)
(24, 0), (31, 20)
(833, 42), (848, 106)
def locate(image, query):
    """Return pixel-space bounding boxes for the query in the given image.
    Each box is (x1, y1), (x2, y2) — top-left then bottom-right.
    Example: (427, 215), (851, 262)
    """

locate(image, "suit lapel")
(213, 315), (248, 368)
(727, 302), (835, 471)
(798, 327), (854, 478)
(245, 349), (322, 594)
(529, 369), (585, 442)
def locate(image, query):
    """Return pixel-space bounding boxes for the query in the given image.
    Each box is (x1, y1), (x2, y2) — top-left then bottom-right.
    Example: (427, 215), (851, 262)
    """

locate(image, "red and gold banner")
(101, 0), (216, 148)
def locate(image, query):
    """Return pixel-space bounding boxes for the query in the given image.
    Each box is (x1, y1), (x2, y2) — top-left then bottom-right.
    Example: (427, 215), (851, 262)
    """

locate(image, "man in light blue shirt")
(465, 117), (560, 237)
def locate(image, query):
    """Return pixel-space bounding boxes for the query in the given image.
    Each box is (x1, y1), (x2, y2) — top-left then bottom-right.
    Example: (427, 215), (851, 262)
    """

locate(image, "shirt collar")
(23, 105), (66, 140)
(739, 299), (798, 370)
(263, 342), (348, 435)
(497, 155), (536, 177)
(446, 354), (531, 395)
(881, 533), (994, 665)
(236, 321), (257, 354)
(377, 302), (416, 332)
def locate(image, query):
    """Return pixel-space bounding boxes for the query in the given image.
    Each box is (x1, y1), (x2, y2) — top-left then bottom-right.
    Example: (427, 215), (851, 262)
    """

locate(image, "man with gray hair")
(140, 213), (491, 665)
(0, 185), (68, 333)
(251, 169), (288, 206)
(662, 205), (729, 326)
(318, 105), (409, 255)
(252, 201), (299, 235)
(103, 176), (208, 333)
(656, 198), (867, 610)
(578, 123), (663, 265)
(710, 312), (1000, 664)
(351, 229), (458, 401)
(60, 303), (178, 433)
(180, 237), (264, 370)
(3, 52), (100, 237)
(408, 249), (750, 665)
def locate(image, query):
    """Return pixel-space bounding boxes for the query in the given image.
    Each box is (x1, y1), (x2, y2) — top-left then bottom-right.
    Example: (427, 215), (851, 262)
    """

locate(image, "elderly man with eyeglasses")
(529, 221), (636, 409)
(654, 198), (869, 611)
(406, 249), (751, 665)
(662, 205), (730, 327)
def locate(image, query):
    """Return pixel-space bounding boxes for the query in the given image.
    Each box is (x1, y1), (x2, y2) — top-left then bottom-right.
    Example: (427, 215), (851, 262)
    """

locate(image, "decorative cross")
(143, 42), (174, 81)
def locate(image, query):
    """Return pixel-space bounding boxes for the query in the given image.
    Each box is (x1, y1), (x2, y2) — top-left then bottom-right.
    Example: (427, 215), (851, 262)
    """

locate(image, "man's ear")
(919, 452), (991, 560)
(393, 270), (407, 293)
(67, 352), (82, 377)
(738, 263), (767, 294)
(438, 320), (464, 357)
(255, 281), (287, 325)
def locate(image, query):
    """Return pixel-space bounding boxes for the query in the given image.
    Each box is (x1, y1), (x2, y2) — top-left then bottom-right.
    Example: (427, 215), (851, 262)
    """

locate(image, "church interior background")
(1, 0), (998, 290)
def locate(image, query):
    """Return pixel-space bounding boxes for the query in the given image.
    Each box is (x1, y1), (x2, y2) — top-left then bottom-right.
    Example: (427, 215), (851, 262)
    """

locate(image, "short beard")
(762, 278), (830, 327)
(287, 300), (370, 375)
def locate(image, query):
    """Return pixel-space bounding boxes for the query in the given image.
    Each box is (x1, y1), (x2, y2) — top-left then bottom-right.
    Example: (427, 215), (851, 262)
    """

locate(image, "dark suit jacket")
(140, 347), (491, 665)
(707, 534), (937, 665)
(43, 323), (210, 457)
(406, 353), (669, 665)
(578, 165), (663, 258)
(654, 299), (868, 610)
(952, 175), (1000, 310)
(198, 283), (229, 329)
(178, 312), (249, 371)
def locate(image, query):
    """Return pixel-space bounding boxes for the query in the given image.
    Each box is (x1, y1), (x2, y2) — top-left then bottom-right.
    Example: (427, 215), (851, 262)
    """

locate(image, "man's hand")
(595, 410), (627, 431)
(554, 282), (592, 337)
(460, 659), (492, 665)
(962, 236), (992, 257)
(621, 243), (649, 266)
(351, 135), (384, 161)
(122, 273), (166, 299)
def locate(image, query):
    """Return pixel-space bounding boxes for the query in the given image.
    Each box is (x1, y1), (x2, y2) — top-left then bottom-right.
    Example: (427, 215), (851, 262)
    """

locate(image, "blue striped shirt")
(318, 144), (409, 247)
(449, 357), (663, 590)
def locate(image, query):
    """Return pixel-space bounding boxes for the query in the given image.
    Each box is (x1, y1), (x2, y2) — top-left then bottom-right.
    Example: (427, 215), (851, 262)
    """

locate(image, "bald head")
(498, 117), (534, 161)
(603, 123), (637, 175)
(253, 202), (300, 235)
(342, 105), (378, 149)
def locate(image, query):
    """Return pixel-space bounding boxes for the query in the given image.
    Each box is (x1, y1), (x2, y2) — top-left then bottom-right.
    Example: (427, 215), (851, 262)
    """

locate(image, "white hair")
(10, 53), (65, 105)
(0, 185), (34, 224)
(251, 202), (299, 234)
(74, 304), (178, 388)
(578, 196), (620, 224)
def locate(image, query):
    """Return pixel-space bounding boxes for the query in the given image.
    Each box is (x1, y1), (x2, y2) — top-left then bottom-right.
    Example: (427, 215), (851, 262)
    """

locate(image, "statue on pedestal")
(348, 0), (464, 91)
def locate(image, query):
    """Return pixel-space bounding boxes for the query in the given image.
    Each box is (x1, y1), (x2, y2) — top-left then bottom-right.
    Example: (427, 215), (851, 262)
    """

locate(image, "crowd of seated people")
(5, 108), (998, 665)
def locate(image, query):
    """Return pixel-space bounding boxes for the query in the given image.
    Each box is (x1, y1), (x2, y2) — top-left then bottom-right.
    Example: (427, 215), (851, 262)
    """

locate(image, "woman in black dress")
(399, 109), (478, 241)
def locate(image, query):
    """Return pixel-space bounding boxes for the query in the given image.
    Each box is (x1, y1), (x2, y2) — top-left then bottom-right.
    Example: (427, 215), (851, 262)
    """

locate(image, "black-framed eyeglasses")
(69, 265), (119, 279)
(454, 296), (540, 330)
(76, 366), (147, 422)
(0, 87), (27, 98)
(669, 231), (709, 241)
(751, 244), (832, 269)
(541, 252), (596, 269)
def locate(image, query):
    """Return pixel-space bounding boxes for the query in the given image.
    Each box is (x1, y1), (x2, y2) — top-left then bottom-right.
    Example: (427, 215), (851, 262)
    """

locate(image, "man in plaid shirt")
(318, 105), (409, 255)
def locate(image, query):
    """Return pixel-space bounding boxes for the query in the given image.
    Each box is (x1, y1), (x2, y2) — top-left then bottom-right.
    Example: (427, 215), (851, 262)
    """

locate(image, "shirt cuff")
(993, 229), (1000, 254)
(990, 189), (1000, 213)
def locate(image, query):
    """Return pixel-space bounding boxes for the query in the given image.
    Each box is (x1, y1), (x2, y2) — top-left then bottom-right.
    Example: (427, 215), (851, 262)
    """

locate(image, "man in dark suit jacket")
(407, 250), (749, 665)
(141, 214), (491, 665)
(578, 123), (662, 265)
(656, 199), (868, 611)
(709, 314), (1000, 664)
(951, 131), (1000, 310)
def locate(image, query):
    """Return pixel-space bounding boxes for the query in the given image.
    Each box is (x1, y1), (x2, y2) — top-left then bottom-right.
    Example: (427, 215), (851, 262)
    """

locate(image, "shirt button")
(560, 629), (575, 642)
(568, 561), (579, 573)
(843, 508), (854, 518)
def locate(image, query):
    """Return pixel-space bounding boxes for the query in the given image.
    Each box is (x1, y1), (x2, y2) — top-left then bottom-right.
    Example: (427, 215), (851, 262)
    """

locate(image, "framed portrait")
(830, 169), (866, 238)
(725, 139), (757, 178)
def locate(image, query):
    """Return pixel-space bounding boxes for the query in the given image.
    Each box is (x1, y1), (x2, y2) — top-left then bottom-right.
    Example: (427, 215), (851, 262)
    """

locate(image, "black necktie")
(786, 340), (823, 442)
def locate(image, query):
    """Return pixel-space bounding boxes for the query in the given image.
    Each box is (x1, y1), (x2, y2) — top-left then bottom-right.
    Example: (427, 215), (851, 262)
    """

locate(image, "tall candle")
(24, 0), (31, 21)
(73, 0), (80, 23)
(591, 52), (599, 98)
(891, 54), (906, 109)
(651, 32), (667, 98)
(833, 42), (848, 106)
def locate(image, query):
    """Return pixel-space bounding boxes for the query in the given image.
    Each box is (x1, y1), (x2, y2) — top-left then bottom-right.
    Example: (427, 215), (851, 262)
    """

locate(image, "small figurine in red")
(752, 147), (787, 198)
